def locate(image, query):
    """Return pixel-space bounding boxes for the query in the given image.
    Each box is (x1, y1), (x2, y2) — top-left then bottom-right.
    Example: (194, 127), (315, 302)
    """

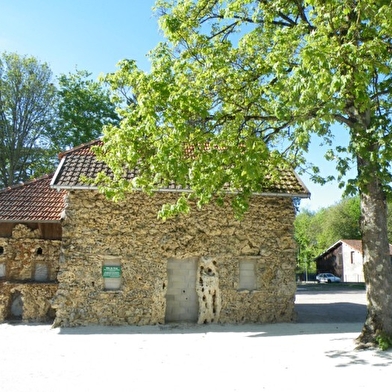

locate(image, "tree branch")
(334, 113), (355, 128)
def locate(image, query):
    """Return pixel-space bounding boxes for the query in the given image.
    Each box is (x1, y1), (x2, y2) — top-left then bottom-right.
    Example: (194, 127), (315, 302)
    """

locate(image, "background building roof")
(0, 174), (66, 222)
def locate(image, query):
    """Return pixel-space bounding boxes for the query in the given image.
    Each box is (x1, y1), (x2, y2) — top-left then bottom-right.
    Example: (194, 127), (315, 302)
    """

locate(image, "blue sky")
(0, 0), (353, 211)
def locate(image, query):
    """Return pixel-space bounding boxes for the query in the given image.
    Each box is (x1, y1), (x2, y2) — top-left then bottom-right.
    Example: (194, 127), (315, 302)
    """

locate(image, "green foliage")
(54, 69), (119, 150)
(376, 333), (392, 351)
(0, 55), (123, 188)
(0, 52), (57, 187)
(97, 0), (392, 216)
(294, 209), (318, 274)
(317, 197), (361, 249)
(295, 196), (361, 272)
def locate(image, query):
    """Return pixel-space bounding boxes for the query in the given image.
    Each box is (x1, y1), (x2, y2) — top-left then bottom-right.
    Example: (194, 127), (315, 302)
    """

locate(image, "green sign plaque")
(102, 265), (122, 278)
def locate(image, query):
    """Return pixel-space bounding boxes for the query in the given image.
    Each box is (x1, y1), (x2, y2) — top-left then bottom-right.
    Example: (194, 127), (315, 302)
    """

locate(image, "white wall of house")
(342, 243), (364, 283)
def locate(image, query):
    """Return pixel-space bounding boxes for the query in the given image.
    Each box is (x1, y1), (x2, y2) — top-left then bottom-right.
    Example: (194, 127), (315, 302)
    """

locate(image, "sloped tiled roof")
(0, 174), (66, 222)
(51, 139), (310, 197)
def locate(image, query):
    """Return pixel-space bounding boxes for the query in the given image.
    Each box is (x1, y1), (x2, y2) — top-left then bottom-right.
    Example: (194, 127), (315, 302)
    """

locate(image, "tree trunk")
(357, 158), (392, 347)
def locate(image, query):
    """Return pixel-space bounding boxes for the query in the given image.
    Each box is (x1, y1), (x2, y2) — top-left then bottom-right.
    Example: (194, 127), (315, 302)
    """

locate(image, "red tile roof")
(51, 139), (310, 197)
(0, 174), (66, 222)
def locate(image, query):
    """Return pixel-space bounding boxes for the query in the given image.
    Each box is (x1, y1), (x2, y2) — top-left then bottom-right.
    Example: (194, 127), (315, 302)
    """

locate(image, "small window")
(34, 263), (49, 281)
(239, 260), (257, 290)
(102, 262), (122, 290)
(36, 247), (43, 256)
(0, 263), (5, 278)
(0, 246), (4, 255)
(351, 251), (355, 264)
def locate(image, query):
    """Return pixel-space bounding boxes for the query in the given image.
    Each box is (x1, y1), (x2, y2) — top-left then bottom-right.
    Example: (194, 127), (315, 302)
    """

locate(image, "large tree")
(97, 1), (392, 347)
(0, 52), (57, 187)
(53, 69), (119, 150)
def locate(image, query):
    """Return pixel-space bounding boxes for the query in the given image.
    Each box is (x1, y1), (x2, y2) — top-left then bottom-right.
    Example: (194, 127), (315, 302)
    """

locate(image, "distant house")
(0, 175), (66, 322)
(315, 239), (392, 283)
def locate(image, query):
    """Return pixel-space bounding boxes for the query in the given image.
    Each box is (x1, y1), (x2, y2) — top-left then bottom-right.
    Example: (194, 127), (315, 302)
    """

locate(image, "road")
(295, 284), (367, 323)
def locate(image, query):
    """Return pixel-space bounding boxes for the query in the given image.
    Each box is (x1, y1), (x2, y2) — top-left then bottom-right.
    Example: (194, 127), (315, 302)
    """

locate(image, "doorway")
(165, 257), (198, 323)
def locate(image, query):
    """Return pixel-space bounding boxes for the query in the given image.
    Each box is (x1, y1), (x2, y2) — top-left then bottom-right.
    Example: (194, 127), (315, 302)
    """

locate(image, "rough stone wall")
(53, 190), (298, 327)
(0, 282), (57, 322)
(0, 224), (61, 322)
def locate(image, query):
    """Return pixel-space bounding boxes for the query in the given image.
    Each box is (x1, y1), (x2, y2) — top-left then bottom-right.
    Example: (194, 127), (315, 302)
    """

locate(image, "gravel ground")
(1, 287), (391, 392)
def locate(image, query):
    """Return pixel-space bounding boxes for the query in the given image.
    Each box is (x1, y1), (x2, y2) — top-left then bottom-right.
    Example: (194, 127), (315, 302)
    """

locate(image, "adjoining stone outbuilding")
(49, 140), (310, 327)
(0, 175), (66, 322)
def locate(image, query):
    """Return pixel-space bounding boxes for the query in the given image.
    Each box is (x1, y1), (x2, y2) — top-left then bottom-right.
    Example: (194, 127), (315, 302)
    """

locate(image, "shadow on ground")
(295, 302), (367, 323)
(55, 320), (364, 337)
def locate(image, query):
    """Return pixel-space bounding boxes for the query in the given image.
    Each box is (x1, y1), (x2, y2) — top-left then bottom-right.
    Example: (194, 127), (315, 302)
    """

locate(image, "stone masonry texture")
(52, 190), (298, 327)
(0, 224), (60, 322)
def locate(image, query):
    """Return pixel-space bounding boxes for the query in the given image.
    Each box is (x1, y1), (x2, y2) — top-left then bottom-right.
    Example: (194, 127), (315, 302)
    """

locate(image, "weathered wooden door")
(165, 257), (198, 322)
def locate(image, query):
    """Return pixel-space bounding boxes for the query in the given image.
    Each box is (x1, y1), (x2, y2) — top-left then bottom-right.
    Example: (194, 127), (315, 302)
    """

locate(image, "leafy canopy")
(0, 52), (57, 187)
(54, 69), (119, 150)
(97, 0), (392, 216)
(0, 54), (123, 188)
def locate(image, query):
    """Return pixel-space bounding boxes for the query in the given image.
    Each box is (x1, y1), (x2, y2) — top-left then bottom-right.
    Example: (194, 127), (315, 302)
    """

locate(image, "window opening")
(0, 263), (5, 278)
(239, 260), (257, 290)
(34, 263), (49, 282)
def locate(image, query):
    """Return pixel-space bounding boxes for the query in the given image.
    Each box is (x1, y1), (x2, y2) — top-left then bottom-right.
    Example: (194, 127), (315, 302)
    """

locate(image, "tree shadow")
(325, 346), (392, 367)
(55, 321), (364, 337)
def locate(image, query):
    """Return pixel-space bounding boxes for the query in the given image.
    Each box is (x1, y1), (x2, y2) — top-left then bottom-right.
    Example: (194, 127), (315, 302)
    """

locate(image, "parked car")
(316, 273), (341, 283)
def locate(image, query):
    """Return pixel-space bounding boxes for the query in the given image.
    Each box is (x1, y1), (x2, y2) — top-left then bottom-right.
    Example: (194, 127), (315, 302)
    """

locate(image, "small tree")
(0, 52), (56, 187)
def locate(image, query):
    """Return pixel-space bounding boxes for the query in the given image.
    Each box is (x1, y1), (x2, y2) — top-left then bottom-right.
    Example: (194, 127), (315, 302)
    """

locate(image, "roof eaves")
(51, 184), (310, 198)
(50, 156), (66, 188)
(293, 171), (311, 197)
(252, 191), (310, 199)
(0, 219), (61, 224)
(51, 185), (97, 190)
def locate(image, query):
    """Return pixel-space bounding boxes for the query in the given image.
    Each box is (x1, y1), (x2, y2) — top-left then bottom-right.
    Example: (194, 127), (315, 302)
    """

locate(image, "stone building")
(48, 140), (310, 327)
(0, 175), (66, 322)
